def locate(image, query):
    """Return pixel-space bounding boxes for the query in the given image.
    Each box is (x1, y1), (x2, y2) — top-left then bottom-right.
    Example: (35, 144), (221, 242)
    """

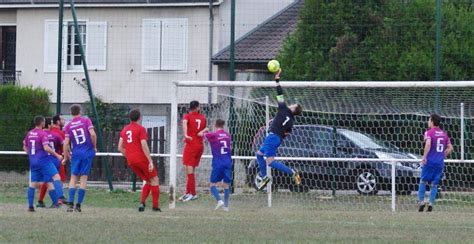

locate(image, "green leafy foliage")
(278, 0), (474, 81)
(0, 85), (51, 172)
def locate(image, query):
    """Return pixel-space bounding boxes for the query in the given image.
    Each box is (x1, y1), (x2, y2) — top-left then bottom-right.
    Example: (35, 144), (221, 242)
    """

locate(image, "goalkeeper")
(255, 68), (303, 191)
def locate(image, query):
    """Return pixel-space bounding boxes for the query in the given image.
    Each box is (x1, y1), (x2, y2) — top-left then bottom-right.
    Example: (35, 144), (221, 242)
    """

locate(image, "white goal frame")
(169, 80), (474, 210)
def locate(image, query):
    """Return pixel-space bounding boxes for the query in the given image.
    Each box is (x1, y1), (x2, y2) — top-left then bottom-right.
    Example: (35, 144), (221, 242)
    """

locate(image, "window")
(44, 20), (107, 72)
(142, 19), (187, 72)
(67, 22), (86, 70)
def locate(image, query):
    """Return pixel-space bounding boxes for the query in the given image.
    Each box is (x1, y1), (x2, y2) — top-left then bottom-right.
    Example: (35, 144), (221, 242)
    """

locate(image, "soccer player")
(255, 69), (303, 191)
(418, 114), (453, 212)
(51, 114), (67, 183)
(198, 119), (232, 211)
(118, 109), (161, 212)
(180, 100), (207, 202)
(23, 116), (64, 211)
(37, 117), (67, 207)
(63, 104), (97, 212)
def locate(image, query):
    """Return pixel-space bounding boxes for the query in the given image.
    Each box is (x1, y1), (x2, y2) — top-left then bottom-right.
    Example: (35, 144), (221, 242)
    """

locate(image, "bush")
(0, 85), (50, 172)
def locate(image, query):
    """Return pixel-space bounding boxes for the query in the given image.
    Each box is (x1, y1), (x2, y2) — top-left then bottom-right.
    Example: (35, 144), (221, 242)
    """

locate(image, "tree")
(278, 0), (474, 81)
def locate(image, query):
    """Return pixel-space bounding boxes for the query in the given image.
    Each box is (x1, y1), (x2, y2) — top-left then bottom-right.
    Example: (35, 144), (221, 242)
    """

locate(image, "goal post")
(169, 80), (474, 211)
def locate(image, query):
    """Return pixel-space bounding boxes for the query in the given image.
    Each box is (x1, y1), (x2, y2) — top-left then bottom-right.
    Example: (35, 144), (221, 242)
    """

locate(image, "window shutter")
(44, 20), (59, 73)
(142, 19), (162, 71)
(86, 22), (107, 71)
(161, 19), (187, 71)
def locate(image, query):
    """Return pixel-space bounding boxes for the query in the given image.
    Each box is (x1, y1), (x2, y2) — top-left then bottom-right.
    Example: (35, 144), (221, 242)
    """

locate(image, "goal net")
(169, 81), (474, 212)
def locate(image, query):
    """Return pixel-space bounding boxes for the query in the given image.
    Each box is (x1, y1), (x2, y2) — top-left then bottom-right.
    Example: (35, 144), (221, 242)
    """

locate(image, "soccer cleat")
(67, 203), (74, 212)
(215, 200), (224, 210)
(223, 207), (229, 212)
(292, 169), (302, 185)
(427, 205), (433, 212)
(36, 201), (46, 208)
(257, 176), (271, 191)
(152, 208), (162, 212)
(49, 204), (61, 209)
(138, 203), (145, 212)
(418, 202), (426, 212)
(182, 194), (198, 202)
(59, 197), (68, 205)
(178, 194), (189, 202)
(28, 207), (35, 212)
(74, 204), (82, 213)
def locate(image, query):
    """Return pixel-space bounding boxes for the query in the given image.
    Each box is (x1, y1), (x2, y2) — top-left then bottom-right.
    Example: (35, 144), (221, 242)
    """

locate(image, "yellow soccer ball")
(267, 60), (280, 73)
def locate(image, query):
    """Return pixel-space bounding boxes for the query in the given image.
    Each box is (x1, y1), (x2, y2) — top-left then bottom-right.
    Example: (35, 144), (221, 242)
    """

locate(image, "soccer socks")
(53, 180), (64, 199)
(269, 160), (293, 175)
(418, 181), (427, 203)
(210, 186), (221, 202)
(186, 173), (196, 195)
(429, 184), (439, 205)
(256, 154), (267, 177)
(38, 183), (47, 202)
(68, 188), (77, 204)
(141, 183), (151, 204)
(48, 190), (58, 206)
(224, 188), (230, 207)
(77, 189), (86, 204)
(151, 185), (160, 209)
(27, 187), (35, 208)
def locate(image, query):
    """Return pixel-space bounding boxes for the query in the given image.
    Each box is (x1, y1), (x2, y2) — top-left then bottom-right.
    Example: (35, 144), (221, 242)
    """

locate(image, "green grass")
(1, 184), (473, 243)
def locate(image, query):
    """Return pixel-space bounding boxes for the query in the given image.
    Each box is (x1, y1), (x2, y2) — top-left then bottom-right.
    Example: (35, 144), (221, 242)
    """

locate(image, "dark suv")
(247, 125), (421, 195)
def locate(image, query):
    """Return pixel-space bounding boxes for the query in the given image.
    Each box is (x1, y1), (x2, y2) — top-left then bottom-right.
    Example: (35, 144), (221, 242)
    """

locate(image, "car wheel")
(356, 169), (379, 195)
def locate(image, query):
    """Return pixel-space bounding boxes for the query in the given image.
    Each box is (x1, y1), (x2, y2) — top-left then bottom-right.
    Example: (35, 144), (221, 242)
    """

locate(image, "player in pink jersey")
(199, 119), (232, 211)
(418, 114), (453, 212)
(63, 104), (97, 212)
(23, 116), (64, 211)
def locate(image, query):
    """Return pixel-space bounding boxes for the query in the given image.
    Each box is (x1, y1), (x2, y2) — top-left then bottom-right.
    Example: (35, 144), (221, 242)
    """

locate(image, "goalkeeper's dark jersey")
(269, 102), (295, 139)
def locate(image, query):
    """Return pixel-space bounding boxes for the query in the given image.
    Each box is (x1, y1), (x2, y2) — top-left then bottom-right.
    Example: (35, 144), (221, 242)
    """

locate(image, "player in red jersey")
(50, 114), (67, 182)
(179, 101), (207, 202)
(118, 109), (161, 212)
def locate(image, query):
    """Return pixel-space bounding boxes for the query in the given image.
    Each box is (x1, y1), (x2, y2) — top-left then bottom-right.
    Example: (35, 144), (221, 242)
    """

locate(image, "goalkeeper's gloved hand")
(275, 68), (282, 82)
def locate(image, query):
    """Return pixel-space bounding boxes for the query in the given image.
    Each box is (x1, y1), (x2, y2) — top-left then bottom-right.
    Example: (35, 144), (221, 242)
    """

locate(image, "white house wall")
(15, 7), (211, 105)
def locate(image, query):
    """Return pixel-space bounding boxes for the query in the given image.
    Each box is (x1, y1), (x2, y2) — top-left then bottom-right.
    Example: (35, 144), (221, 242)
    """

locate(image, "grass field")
(1, 184), (474, 243)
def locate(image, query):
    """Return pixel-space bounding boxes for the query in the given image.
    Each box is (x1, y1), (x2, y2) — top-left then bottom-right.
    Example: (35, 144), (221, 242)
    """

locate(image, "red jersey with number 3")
(120, 122), (149, 165)
(183, 111), (207, 145)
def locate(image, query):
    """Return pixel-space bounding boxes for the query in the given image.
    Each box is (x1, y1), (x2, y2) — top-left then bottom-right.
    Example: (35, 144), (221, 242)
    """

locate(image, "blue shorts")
(48, 156), (61, 168)
(30, 160), (58, 183)
(210, 166), (232, 184)
(421, 165), (444, 185)
(71, 156), (94, 176)
(258, 133), (282, 158)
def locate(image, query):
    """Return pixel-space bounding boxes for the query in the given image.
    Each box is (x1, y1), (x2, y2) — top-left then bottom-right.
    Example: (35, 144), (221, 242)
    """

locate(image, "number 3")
(436, 138), (444, 152)
(126, 130), (132, 143)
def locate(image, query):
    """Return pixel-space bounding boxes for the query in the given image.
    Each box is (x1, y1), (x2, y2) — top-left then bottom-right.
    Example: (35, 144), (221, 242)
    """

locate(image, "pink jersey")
(205, 129), (232, 167)
(23, 128), (50, 170)
(424, 127), (451, 166)
(64, 116), (96, 159)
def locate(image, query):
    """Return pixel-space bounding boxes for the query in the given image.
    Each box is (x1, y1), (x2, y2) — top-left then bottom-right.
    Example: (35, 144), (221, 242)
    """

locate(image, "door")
(0, 26), (16, 84)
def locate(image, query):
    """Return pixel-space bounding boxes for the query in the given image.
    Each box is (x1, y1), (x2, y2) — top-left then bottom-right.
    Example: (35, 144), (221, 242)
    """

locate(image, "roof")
(212, 0), (304, 65)
(0, 0), (220, 7)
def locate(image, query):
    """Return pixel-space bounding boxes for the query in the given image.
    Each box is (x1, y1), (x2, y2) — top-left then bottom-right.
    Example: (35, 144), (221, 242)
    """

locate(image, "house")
(213, 0), (304, 81)
(0, 0), (296, 124)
